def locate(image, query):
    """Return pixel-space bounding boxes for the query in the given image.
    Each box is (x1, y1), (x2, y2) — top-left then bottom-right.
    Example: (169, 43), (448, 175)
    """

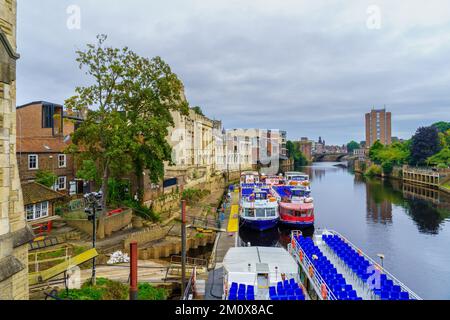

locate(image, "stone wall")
(65, 208), (133, 240)
(0, 0), (32, 300)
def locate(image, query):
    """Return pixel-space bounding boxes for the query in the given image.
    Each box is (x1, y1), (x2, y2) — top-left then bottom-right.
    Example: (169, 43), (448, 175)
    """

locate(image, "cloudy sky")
(16, 0), (450, 144)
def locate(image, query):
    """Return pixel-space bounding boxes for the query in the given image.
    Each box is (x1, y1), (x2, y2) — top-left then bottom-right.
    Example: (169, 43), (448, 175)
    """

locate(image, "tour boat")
(223, 247), (309, 301)
(284, 172), (311, 190)
(288, 229), (422, 301)
(261, 174), (285, 186)
(272, 185), (315, 227)
(240, 185), (279, 231)
(240, 171), (260, 185)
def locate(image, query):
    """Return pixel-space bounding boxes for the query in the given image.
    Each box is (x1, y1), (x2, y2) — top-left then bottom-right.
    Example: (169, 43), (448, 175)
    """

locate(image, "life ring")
(299, 251), (304, 262)
(358, 249), (362, 257)
(308, 265), (314, 278)
(321, 284), (328, 300)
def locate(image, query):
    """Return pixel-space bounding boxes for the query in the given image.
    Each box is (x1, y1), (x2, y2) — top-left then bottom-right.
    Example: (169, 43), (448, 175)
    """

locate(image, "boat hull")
(279, 213), (314, 227)
(239, 217), (279, 231)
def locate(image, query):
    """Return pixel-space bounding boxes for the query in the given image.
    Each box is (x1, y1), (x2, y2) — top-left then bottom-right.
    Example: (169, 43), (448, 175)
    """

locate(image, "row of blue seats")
(323, 235), (413, 301)
(296, 236), (362, 301)
(229, 283), (255, 301)
(270, 278), (305, 301)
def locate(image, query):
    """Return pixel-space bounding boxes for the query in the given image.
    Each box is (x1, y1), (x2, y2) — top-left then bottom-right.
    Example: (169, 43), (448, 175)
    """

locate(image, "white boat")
(240, 171), (260, 185)
(223, 247), (309, 301)
(240, 186), (279, 231)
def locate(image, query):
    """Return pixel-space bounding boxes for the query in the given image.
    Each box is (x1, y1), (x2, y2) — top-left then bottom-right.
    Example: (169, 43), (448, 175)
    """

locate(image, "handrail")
(170, 255), (207, 268)
(181, 267), (197, 300)
(289, 231), (337, 300)
(320, 229), (422, 300)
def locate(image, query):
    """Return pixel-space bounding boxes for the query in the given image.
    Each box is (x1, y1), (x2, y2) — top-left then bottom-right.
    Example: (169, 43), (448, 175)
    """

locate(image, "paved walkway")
(205, 189), (240, 300)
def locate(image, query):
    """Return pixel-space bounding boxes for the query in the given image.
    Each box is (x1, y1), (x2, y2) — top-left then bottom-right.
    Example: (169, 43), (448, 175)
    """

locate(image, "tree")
(427, 147), (450, 167)
(192, 106), (204, 116)
(76, 160), (101, 186)
(432, 121), (450, 133)
(410, 126), (442, 165)
(346, 141), (360, 154)
(368, 140), (384, 164)
(286, 140), (308, 168)
(66, 35), (189, 209)
(35, 170), (57, 188)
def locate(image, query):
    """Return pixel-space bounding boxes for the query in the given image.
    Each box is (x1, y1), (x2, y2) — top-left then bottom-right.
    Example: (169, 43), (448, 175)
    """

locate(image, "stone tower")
(0, 0), (34, 300)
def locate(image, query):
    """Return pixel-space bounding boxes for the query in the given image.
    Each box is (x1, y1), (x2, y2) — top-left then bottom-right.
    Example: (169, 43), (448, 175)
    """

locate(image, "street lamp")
(85, 192), (103, 285)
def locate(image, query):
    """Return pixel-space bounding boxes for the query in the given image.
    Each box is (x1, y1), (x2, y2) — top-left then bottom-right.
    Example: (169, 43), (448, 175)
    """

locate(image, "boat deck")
(290, 230), (421, 300)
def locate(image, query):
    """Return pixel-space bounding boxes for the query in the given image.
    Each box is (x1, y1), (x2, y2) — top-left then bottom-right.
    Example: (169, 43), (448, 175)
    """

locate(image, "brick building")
(16, 101), (85, 195)
(365, 108), (392, 147)
(0, 0), (33, 300)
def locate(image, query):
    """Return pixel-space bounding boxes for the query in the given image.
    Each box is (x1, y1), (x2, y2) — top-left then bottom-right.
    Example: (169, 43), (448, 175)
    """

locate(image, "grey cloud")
(16, 0), (450, 144)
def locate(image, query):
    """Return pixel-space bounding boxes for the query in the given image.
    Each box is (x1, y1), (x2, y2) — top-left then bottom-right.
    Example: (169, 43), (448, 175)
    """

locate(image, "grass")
(58, 278), (168, 300)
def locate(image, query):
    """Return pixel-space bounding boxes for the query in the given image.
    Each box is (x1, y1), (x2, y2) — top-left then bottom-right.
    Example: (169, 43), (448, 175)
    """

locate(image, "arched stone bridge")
(313, 153), (349, 162)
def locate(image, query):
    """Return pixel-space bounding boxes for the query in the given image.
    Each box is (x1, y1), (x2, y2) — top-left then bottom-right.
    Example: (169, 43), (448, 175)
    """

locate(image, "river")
(239, 162), (450, 300)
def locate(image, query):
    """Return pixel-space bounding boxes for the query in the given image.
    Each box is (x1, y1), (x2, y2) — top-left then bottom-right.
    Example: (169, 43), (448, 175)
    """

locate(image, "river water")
(239, 162), (450, 300)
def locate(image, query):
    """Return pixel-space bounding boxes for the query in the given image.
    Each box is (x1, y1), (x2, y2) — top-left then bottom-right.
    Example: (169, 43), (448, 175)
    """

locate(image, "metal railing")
(289, 230), (337, 300)
(181, 267), (197, 300)
(319, 229), (422, 300)
(170, 255), (208, 268)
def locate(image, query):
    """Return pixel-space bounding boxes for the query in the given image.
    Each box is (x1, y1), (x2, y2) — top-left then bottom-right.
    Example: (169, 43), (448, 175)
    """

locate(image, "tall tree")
(346, 141), (360, 154)
(410, 126), (442, 165)
(66, 35), (188, 209)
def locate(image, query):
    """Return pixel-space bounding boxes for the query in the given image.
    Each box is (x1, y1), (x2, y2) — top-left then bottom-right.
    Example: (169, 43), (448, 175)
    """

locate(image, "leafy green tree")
(286, 141), (308, 168)
(346, 141), (360, 154)
(192, 106), (204, 116)
(66, 35), (189, 209)
(35, 170), (57, 188)
(368, 140), (384, 164)
(76, 160), (101, 186)
(432, 121), (450, 133)
(410, 126), (442, 166)
(427, 147), (450, 167)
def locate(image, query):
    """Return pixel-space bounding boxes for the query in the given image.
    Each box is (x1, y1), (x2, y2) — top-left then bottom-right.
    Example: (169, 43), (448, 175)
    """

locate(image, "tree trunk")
(101, 163), (109, 213)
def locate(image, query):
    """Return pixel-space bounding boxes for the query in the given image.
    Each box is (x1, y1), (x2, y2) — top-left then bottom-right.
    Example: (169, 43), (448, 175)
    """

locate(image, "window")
(58, 154), (67, 168)
(57, 176), (67, 190)
(28, 154), (39, 170)
(26, 202), (49, 221)
(42, 104), (54, 128)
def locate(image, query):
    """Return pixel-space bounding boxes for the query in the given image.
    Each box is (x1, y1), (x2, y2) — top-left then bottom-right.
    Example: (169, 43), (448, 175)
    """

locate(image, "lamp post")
(85, 192), (101, 286)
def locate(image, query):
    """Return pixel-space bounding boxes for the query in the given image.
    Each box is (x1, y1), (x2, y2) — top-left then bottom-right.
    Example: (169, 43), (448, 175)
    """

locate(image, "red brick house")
(22, 182), (66, 236)
(16, 101), (87, 195)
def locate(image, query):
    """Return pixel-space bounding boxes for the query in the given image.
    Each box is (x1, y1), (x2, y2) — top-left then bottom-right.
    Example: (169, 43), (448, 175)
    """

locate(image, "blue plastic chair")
(390, 292), (400, 300)
(400, 292), (409, 300)
(381, 291), (390, 300)
(269, 287), (276, 296)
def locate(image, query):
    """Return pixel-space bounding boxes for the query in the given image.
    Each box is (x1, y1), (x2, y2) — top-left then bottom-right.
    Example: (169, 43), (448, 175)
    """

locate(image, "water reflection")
(361, 176), (450, 234)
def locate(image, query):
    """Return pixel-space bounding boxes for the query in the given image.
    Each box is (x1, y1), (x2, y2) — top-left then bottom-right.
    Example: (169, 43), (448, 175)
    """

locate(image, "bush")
(58, 278), (168, 300)
(381, 161), (394, 175)
(181, 188), (210, 204)
(138, 283), (168, 300)
(365, 164), (382, 177)
(124, 200), (160, 222)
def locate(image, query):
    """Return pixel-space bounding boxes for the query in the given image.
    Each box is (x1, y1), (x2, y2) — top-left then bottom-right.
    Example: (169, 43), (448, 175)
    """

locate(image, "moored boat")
(223, 246), (309, 301)
(272, 185), (315, 226)
(240, 185), (279, 231)
(288, 229), (422, 300)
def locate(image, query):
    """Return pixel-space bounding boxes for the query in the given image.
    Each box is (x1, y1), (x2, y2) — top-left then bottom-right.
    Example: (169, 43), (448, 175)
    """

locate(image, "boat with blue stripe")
(288, 229), (422, 300)
(239, 184), (279, 231)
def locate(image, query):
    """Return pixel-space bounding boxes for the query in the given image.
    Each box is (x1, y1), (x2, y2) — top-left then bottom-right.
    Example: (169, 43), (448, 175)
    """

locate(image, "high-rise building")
(365, 108), (392, 147)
